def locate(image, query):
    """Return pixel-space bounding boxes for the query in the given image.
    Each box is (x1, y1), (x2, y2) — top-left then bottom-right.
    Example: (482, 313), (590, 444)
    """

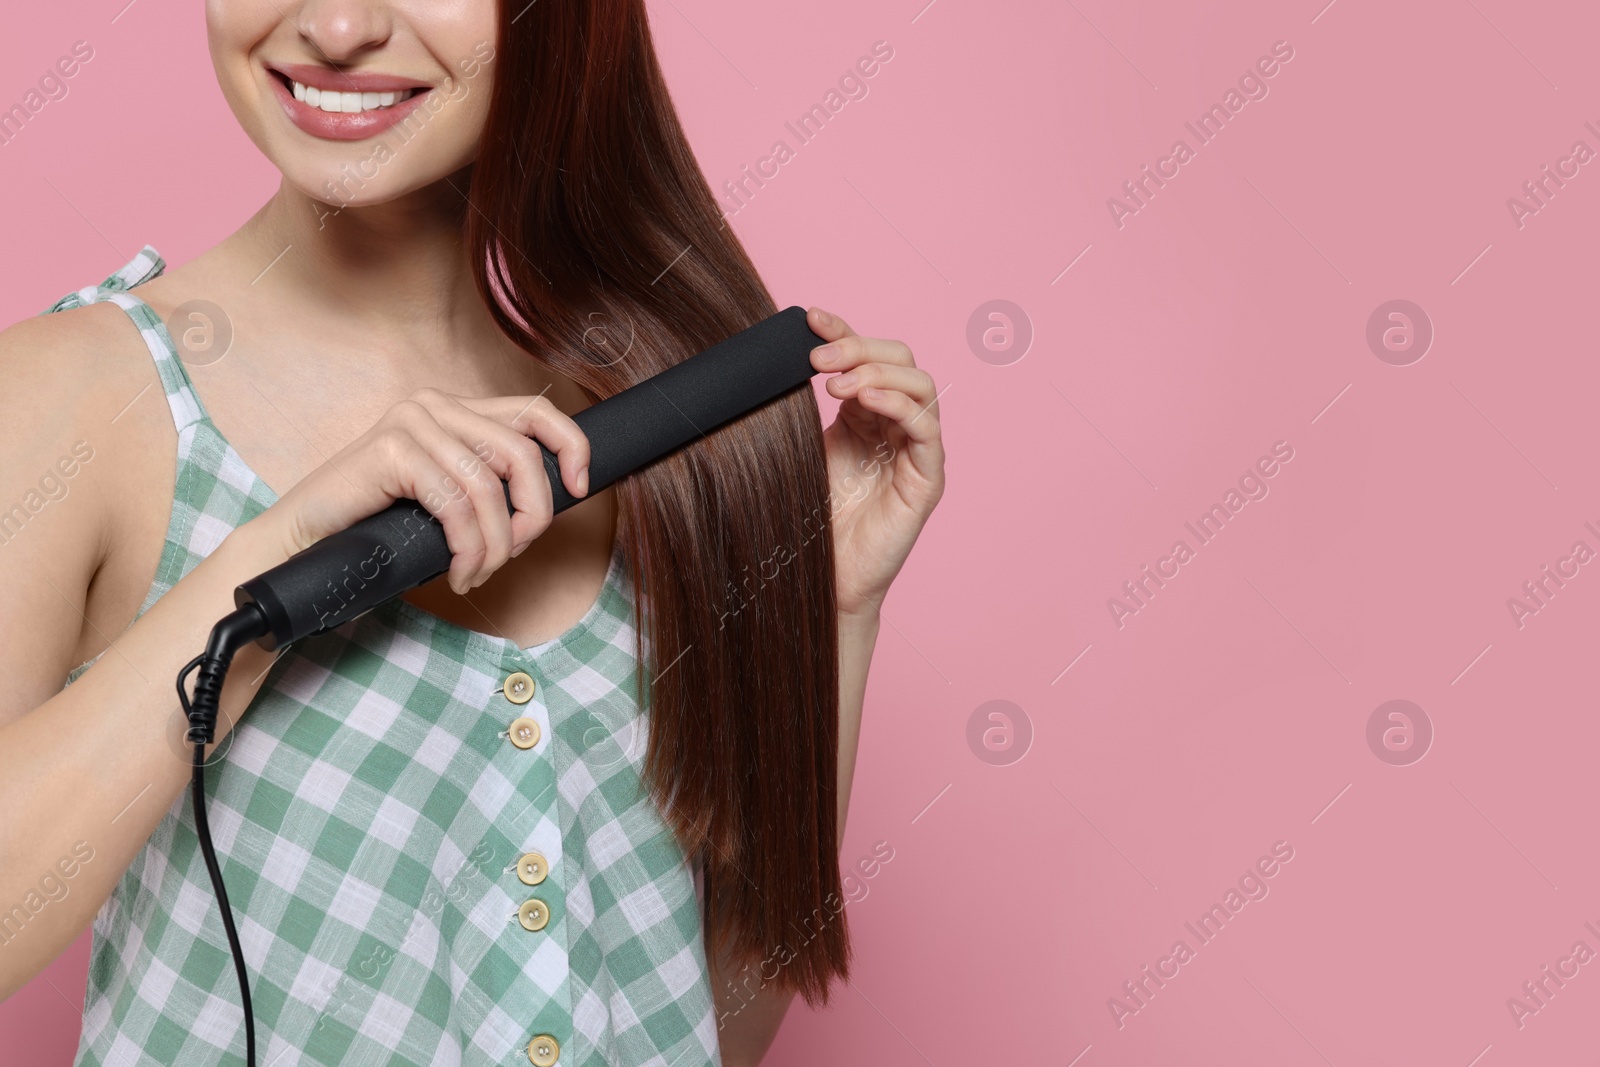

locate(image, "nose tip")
(295, 1), (393, 64)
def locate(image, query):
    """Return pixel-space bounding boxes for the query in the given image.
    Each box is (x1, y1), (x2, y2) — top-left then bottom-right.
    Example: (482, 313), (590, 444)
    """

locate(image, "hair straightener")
(176, 306), (823, 1066)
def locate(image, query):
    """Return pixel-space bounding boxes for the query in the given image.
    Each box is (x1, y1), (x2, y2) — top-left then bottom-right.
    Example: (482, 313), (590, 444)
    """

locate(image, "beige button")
(517, 898), (550, 932)
(527, 1034), (559, 1066)
(516, 852), (548, 886)
(503, 672), (536, 704)
(508, 717), (542, 750)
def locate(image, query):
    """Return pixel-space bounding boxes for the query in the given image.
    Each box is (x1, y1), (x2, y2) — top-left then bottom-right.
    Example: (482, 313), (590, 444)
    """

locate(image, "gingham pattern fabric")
(48, 248), (721, 1067)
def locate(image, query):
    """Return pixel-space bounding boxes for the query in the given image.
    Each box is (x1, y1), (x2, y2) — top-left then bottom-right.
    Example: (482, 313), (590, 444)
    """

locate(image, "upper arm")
(0, 305), (161, 724)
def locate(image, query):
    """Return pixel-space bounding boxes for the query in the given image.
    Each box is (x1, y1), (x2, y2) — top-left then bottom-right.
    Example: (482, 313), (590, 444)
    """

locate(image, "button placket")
(495, 657), (567, 1063)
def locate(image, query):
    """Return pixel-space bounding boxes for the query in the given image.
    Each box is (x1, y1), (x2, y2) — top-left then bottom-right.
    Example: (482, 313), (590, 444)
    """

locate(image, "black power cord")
(177, 604), (271, 1067)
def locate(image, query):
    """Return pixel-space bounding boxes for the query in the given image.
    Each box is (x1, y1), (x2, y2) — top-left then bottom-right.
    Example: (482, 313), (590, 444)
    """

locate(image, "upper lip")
(266, 61), (432, 94)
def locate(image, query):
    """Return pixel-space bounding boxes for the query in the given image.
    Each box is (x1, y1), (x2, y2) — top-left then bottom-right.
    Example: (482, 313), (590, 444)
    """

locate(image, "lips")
(264, 62), (436, 142)
(267, 61), (430, 94)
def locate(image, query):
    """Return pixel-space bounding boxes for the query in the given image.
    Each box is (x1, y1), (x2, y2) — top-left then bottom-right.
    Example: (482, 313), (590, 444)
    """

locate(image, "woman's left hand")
(807, 308), (946, 621)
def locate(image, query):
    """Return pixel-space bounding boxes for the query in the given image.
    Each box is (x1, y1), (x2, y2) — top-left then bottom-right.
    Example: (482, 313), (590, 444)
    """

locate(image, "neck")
(236, 169), (511, 369)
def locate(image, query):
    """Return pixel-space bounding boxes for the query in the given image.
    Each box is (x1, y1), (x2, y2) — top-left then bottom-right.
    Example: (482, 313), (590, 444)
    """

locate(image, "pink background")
(5, 0), (1599, 1064)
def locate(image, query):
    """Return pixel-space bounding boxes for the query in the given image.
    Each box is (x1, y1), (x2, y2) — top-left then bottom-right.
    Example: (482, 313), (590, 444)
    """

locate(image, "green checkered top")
(46, 247), (721, 1067)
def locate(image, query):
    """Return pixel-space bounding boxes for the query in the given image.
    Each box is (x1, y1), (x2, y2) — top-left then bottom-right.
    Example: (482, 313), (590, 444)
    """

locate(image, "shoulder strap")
(41, 245), (208, 432)
(41, 244), (164, 313)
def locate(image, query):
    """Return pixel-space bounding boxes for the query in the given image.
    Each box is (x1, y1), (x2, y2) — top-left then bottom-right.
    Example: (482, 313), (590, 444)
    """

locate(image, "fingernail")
(814, 309), (835, 328)
(835, 371), (859, 388)
(577, 466), (589, 497)
(813, 344), (837, 365)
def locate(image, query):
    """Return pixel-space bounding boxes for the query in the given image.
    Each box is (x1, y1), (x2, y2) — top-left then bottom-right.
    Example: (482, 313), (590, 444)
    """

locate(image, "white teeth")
(289, 80), (414, 113)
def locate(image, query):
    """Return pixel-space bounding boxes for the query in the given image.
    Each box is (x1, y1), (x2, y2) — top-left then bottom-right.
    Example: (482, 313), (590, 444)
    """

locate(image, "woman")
(0, 1), (942, 1065)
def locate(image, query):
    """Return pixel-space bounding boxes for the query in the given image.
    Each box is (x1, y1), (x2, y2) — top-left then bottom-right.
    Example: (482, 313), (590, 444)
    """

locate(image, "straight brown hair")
(463, 0), (849, 1003)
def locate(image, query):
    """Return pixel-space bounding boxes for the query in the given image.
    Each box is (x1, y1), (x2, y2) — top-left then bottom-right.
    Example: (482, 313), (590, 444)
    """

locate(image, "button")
(516, 852), (548, 886)
(508, 717), (541, 750)
(527, 1034), (559, 1066)
(517, 898), (550, 932)
(503, 672), (536, 704)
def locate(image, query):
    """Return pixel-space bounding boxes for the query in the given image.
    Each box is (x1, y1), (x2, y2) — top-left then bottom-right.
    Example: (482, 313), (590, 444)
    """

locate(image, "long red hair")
(464, 0), (848, 1003)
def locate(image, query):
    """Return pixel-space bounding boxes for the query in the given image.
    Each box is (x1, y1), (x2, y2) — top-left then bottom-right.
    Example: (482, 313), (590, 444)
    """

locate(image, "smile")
(265, 64), (434, 142)
(289, 81), (417, 113)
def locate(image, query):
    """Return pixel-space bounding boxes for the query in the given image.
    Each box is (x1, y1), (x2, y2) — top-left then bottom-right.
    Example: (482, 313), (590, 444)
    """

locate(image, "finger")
(461, 395), (591, 499)
(431, 436), (513, 591)
(427, 396), (555, 546)
(851, 385), (943, 453)
(807, 307), (859, 344)
(451, 414), (555, 554)
(398, 403), (515, 590)
(811, 332), (916, 375)
(849, 386), (946, 492)
(379, 430), (489, 595)
(826, 363), (936, 407)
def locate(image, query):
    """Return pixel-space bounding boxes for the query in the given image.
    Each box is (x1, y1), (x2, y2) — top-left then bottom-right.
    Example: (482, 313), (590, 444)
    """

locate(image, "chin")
(257, 118), (478, 215)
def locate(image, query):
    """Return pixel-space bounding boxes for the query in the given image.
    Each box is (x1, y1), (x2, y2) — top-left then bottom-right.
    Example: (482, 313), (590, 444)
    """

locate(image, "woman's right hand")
(256, 389), (592, 595)
(0, 336), (591, 998)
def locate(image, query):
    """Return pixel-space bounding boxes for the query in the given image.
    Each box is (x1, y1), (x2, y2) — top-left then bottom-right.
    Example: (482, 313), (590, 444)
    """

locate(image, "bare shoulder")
(0, 298), (179, 712)
(0, 299), (166, 426)
(0, 297), (176, 487)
